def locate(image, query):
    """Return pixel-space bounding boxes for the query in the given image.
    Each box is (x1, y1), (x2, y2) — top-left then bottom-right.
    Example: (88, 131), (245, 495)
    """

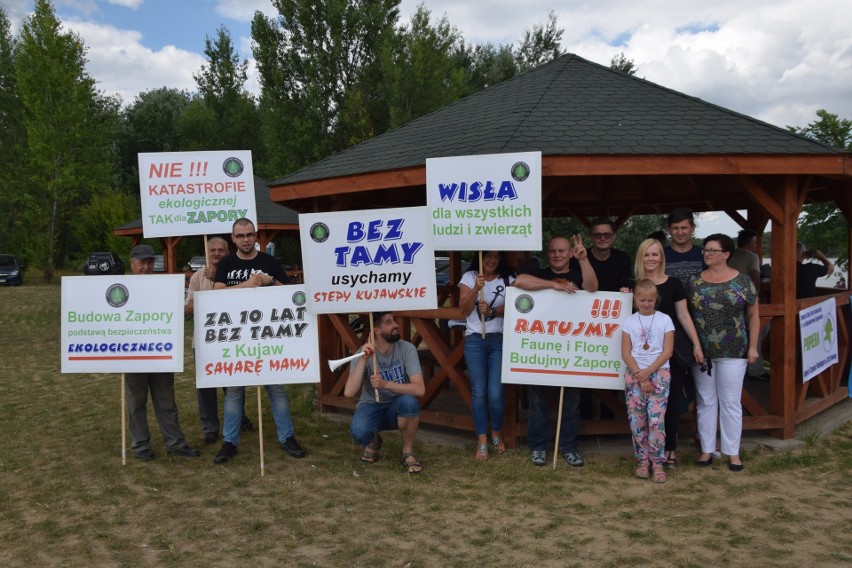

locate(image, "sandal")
(475, 444), (489, 461)
(665, 452), (677, 469)
(651, 464), (667, 484)
(400, 452), (423, 474)
(634, 461), (650, 479)
(491, 435), (506, 454)
(360, 434), (383, 464)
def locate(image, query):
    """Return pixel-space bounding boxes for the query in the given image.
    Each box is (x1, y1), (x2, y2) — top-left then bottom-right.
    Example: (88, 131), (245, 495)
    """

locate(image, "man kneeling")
(344, 312), (425, 474)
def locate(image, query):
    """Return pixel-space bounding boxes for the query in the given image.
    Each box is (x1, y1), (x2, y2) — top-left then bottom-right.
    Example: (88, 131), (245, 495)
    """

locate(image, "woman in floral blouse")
(687, 234), (759, 472)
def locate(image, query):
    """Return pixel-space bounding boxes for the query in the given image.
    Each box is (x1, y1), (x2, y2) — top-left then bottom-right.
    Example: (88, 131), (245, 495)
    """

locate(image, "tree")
(0, 7), (26, 255)
(515, 11), (563, 73)
(610, 52), (637, 75)
(790, 109), (852, 270)
(14, 0), (118, 280)
(73, 187), (140, 258)
(251, 0), (400, 176)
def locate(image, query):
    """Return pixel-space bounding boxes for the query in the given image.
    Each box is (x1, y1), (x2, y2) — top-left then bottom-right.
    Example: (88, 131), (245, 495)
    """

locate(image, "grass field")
(1, 284), (851, 567)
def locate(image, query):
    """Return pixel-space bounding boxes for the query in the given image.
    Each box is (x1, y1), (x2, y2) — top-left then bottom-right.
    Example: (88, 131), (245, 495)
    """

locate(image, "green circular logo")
(310, 223), (330, 243)
(106, 283), (129, 308)
(292, 291), (306, 306)
(511, 161), (531, 182)
(515, 294), (534, 313)
(223, 157), (244, 178)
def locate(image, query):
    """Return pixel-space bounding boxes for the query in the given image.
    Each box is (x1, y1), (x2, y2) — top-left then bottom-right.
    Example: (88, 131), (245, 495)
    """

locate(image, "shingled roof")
(274, 53), (839, 187)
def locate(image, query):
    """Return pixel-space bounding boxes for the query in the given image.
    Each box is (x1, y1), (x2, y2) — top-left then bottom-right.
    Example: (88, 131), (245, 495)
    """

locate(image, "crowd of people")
(129, 209), (839, 480)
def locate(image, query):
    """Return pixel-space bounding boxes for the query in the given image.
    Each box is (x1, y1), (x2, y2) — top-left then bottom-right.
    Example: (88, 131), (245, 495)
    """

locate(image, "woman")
(687, 234), (759, 471)
(634, 238), (704, 467)
(458, 251), (514, 461)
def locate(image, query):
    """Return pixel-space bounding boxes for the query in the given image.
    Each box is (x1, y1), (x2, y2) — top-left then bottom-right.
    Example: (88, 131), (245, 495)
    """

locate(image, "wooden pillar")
(768, 176), (800, 439)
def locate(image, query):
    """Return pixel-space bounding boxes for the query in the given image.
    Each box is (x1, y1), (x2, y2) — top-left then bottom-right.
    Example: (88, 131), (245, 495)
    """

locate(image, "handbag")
(672, 328), (695, 367)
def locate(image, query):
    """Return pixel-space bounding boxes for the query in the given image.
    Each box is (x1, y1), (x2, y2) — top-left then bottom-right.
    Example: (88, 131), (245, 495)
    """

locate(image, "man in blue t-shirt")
(664, 208), (704, 286)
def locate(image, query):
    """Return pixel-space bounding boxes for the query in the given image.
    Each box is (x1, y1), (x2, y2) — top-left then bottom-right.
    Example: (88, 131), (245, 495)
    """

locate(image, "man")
(586, 217), (633, 292)
(211, 218), (307, 464)
(184, 237), (252, 444)
(345, 312), (426, 474)
(796, 242), (834, 298)
(125, 244), (200, 461)
(664, 208), (704, 286)
(728, 229), (761, 292)
(514, 235), (598, 467)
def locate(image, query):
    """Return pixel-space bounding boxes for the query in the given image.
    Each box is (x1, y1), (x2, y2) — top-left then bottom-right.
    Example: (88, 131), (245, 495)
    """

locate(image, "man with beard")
(211, 218), (306, 464)
(344, 312), (426, 474)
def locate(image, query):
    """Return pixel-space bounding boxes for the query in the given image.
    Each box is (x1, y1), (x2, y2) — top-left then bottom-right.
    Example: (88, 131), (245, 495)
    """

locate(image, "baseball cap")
(130, 244), (156, 260)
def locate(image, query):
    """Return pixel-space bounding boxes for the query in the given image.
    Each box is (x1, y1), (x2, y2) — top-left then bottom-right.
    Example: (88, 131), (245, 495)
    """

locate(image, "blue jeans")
(223, 385), (294, 446)
(527, 385), (580, 453)
(464, 333), (505, 435)
(350, 395), (420, 447)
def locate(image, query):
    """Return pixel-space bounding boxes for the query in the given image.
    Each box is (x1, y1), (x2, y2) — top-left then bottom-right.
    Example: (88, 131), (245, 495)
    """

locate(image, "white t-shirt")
(459, 271), (514, 335)
(622, 310), (675, 369)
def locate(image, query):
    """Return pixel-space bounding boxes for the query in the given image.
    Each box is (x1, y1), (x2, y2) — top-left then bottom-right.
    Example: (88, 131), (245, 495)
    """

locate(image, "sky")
(3, 0), (851, 237)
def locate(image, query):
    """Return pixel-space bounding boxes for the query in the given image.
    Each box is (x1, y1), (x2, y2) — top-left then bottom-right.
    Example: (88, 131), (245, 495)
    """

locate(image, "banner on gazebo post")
(299, 207), (437, 314)
(193, 286), (319, 388)
(426, 151), (542, 251)
(799, 297), (839, 383)
(60, 275), (185, 374)
(138, 150), (257, 238)
(501, 288), (629, 390)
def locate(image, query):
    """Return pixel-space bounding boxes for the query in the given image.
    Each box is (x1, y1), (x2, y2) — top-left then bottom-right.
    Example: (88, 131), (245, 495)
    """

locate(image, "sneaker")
(530, 450), (546, 466)
(563, 451), (584, 467)
(281, 436), (306, 458)
(214, 441), (238, 464)
(135, 448), (155, 461)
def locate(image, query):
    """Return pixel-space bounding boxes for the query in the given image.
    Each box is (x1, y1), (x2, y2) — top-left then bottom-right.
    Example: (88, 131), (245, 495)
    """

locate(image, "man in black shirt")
(587, 217), (633, 292)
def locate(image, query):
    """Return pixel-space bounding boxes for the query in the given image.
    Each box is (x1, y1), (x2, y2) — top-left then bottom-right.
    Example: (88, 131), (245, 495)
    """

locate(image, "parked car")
(84, 252), (125, 275)
(0, 254), (25, 286)
(188, 256), (207, 272)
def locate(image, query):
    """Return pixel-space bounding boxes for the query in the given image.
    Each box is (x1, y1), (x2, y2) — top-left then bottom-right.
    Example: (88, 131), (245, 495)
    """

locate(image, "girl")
(622, 279), (675, 483)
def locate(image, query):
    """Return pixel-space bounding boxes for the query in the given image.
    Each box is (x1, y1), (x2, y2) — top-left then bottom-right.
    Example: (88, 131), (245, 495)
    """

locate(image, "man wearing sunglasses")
(586, 218), (633, 292)
(211, 218), (307, 464)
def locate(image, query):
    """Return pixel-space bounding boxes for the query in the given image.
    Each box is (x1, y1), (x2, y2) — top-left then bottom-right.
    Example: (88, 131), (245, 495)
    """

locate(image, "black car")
(0, 254), (25, 286)
(84, 252), (125, 275)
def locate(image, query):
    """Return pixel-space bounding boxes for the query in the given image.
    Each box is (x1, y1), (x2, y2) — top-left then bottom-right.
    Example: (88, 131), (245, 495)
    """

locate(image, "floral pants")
(625, 369), (671, 466)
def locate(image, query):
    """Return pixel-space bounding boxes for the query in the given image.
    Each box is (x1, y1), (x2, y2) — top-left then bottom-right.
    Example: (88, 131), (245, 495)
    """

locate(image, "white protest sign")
(300, 207), (437, 313)
(501, 288), (629, 389)
(194, 285), (319, 388)
(799, 297), (839, 382)
(426, 151), (542, 251)
(138, 150), (257, 238)
(61, 275), (184, 373)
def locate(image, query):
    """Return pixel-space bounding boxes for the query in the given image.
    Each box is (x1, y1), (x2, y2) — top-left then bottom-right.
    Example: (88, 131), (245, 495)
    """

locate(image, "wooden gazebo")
(269, 54), (852, 444)
(115, 176), (300, 273)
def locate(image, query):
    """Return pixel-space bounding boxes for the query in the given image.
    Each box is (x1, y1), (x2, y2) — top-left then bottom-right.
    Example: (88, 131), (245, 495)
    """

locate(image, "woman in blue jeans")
(458, 251), (515, 461)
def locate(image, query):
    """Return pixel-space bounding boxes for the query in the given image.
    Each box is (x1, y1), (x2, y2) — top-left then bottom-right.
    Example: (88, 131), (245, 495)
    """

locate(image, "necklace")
(638, 312), (655, 350)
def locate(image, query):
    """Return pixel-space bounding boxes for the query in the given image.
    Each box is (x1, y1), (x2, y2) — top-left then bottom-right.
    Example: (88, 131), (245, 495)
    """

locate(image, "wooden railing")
(315, 290), (851, 445)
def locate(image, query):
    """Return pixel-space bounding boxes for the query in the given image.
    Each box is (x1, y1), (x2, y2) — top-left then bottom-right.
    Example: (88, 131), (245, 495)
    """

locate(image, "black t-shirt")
(214, 251), (290, 287)
(587, 248), (633, 292)
(522, 258), (585, 289)
(796, 262), (828, 298)
(655, 276), (686, 331)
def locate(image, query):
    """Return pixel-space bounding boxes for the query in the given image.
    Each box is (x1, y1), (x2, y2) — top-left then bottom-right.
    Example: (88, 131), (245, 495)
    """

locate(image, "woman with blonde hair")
(634, 238), (704, 467)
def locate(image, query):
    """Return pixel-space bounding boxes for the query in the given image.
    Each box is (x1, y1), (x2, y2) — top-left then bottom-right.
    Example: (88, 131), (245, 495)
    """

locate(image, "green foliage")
(515, 11), (563, 73)
(72, 187), (140, 262)
(610, 52), (637, 75)
(616, 214), (668, 259)
(789, 109), (852, 270)
(14, 0), (118, 281)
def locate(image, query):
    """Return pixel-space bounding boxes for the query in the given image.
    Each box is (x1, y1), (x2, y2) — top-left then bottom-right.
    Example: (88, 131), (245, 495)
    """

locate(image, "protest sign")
(426, 151), (542, 251)
(501, 288), (629, 390)
(138, 150), (257, 238)
(194, 285), (319, 388)
(61, 275), (184, 373)
(799, 297), (839, 382)
(300, 207), (437, 313)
